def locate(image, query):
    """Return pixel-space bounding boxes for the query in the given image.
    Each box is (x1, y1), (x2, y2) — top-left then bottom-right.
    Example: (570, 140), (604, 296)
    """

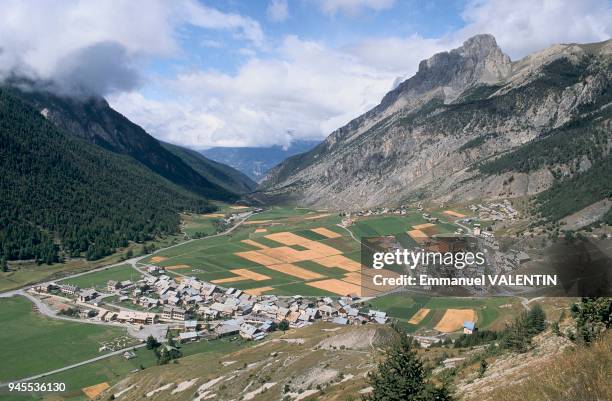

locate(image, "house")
(179, 332), (199, 343)
(119, 280), (134, 289)
(103, 312), (118, 322)
(463, 321), (476, 334)
(332, 317), (348, 325)
(60, 284), (79, 296)
(240, 323), (265, 340)
(107, 280), (119, 292)
(161, 307), (186, 321)
(77, 288), (98, 302)
(36, 283), (59, 293)
(184, 320), (198, 332)
(116, 310), (157, 325)
(215, 323), (240, 337)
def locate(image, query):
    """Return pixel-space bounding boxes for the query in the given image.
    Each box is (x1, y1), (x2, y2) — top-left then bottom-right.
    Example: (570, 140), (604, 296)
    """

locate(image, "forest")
(0, 89), (215, 264)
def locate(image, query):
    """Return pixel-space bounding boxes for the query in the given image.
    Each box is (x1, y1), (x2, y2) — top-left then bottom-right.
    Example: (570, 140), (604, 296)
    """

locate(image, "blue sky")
(1, 0), (611, 149)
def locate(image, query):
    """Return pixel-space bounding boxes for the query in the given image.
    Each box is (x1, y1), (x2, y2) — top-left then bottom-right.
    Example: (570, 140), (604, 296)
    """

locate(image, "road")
(0, 343), (148, 388)
(0, 211), (255, 297)
(0, 211), (256, 385)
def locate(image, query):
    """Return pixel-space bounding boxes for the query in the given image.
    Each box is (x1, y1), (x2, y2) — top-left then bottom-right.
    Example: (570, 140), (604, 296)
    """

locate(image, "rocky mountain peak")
(390, 34), (511, 105)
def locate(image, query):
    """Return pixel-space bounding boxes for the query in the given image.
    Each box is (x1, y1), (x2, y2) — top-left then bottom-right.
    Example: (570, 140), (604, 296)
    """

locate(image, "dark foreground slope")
(0, 88), (214, 263)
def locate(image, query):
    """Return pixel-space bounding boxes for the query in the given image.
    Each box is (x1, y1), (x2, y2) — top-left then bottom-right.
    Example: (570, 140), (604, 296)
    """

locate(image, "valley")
(0, 200), (584, 401)
(0, 7), (610, 400)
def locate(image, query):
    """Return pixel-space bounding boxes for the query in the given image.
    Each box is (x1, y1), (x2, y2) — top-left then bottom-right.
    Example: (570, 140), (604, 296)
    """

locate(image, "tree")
(365, 331), (452, 401)
(478, 359), (488, 377)
(278, 320), (289, 332)
(525, 304), (547, 335)
(571, 297), (611, 344)
(502, 312), (531, 352)
(146, 335), (160, 350)
(0, 257), (7, 272)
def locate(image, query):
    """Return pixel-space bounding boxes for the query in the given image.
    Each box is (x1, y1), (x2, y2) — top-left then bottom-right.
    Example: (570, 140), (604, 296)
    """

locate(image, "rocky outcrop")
(257, 36), (612, 209)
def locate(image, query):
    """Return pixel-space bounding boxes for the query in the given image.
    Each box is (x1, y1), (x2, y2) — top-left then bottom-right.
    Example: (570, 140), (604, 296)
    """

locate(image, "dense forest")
(0, 89), (215, 264)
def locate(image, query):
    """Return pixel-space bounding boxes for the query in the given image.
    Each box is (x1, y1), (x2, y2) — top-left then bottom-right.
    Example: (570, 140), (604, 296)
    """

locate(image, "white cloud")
(110, 36), (395, 148)
(0, 0), (264, 94)
(3, 0), (611, 149)
(459, 0), (612, 59)
(267, 0), (289, 22)
(317, 0), (396, 16)
(112, 0), (612, 149)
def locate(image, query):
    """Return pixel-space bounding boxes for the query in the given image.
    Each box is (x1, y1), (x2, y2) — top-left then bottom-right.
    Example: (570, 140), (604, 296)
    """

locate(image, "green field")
(0, 296), (134, 383)
(0, 334), (253, 401)
(140, 207), (355, 295)
(59, 264), (139, 290)
(138, 208), (464, 296)
(366, 293), (520, 332)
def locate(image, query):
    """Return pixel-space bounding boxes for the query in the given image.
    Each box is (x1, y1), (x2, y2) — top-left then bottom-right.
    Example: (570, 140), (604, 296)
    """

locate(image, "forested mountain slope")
(0, 89), (215, 263)
(161, 141), (256, 194)
(11, 86), (235, 200)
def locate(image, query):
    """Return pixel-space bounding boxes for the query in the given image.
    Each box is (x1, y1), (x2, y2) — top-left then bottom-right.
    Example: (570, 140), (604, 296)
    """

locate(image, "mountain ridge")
(8, 86), (240, 200)
(256, 35), (612, 216)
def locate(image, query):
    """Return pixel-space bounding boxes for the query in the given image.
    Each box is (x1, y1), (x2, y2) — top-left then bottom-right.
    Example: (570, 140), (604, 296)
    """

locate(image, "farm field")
(0, 296), (134, 383)
(58, 264), (139, 290)
(139, 208), (465, 297)
(366, 293), (521, 333)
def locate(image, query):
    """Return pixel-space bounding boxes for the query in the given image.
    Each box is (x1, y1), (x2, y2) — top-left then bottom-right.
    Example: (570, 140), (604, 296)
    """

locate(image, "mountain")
(257, 35), (612, 218)
(10, 86), (236, 200)
(0, 88), (216, 263)
(201, 139), (320, 181)
(160, 141), (256, 194)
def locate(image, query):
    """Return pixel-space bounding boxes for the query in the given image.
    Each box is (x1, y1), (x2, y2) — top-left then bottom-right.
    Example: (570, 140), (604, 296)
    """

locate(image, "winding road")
(0, 211), (256, 386)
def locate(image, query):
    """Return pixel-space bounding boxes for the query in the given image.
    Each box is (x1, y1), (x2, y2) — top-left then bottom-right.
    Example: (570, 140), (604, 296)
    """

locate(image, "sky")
(0, 0), (611, 149)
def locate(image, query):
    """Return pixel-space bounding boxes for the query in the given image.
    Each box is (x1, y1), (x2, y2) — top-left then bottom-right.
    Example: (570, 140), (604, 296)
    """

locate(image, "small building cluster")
(43, 270), (390, 342)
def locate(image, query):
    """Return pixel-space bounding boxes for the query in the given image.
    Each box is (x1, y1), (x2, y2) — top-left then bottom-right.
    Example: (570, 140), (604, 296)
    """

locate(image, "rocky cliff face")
(257, 35), (611, 209)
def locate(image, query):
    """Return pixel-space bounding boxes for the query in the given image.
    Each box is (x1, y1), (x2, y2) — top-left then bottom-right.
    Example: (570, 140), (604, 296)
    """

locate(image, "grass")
(137, 207), (362, 296)
(0, 336), (252, 401)
(58, 264), (139, 290)
(0, 296), (132, 383)
(366, 293), (519, 332)
(181, 212), (220, 237)
(486, 332), (611, 401)
(0, 234), (183, 293)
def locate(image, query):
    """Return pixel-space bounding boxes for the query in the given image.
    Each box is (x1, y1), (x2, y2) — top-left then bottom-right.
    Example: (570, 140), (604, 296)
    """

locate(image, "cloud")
(53, 42), (141, 96)
(459, 0), (612, 59)
(267, 0), (289, 22)
(110, 36), (395, 148)
(3, 0), (611, 149)
(0, 0), (264, 95)
(317, 0), (396, 16)
(113, 0), (612, 149)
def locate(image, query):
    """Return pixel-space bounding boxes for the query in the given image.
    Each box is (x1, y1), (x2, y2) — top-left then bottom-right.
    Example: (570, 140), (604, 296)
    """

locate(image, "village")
(30, 267), (389, 346)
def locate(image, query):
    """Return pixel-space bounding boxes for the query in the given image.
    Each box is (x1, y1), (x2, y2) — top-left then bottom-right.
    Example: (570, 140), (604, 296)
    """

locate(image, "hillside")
(161, 141), (256, 194)
(202, 140), (320, 181)
(101, 323), (399, 401)
(257, 35), (612, 219)
(9, 85), (236, 200)
(0, 88), (215, 263)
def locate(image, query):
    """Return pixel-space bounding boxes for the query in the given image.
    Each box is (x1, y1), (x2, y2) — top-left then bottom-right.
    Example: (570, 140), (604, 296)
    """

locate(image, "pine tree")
(526, 304), (547, 335)
(365, 332), (452, 401)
